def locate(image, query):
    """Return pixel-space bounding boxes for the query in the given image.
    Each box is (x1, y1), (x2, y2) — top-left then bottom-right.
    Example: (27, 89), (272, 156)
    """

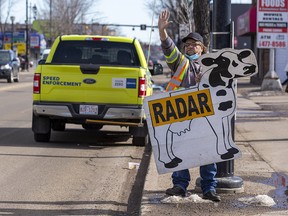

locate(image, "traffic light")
(140, 24), (146, 30)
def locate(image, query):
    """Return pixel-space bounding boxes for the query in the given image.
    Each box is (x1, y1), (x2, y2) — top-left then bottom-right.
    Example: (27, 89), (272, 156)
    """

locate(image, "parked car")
(40, 49), (51, 61)
(0, 50), (20, 83)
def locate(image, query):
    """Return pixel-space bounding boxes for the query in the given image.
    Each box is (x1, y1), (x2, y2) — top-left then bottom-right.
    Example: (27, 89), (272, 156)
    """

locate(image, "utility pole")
(25, 0), (29, 71)
(10, 16), (15, 51)
(49, 0), (52, 47)
(212, 0), (243, 193)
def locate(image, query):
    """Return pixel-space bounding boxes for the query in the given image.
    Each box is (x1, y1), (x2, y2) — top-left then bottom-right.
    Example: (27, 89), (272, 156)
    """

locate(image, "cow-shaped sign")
(143, 48), (258, 174)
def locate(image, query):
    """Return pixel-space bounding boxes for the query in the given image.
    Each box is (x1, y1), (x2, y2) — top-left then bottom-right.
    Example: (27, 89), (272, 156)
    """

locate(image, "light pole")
(49, 0), (52, 47)
(25, 0), (29, 71)
(212, 0), (243, 193)
(10, 16), (15, 51)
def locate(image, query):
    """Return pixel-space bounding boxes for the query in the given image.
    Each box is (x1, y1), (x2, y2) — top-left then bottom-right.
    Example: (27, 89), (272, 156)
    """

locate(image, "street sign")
(30, 35), (40, 48)
(257, 0), (288, 48)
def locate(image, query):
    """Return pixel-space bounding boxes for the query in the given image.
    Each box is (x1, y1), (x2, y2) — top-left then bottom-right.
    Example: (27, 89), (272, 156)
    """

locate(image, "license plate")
(79, 105), (98, 115)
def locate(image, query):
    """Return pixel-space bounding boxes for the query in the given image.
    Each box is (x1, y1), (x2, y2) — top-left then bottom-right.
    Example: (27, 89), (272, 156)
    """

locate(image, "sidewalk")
(140, 76), (288, 216)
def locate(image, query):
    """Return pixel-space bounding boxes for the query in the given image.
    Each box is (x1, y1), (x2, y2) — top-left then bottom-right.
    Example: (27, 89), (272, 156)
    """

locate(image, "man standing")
(158, 10), (221, 202)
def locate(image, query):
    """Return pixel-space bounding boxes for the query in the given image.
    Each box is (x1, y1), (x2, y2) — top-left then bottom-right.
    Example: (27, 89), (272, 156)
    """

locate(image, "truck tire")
(52, 121), (66, 131)
(34, 132), (51, 142)
(132, 135), (149, 146)
(130, 122), (149, 146)
(32, 113), (51, 142)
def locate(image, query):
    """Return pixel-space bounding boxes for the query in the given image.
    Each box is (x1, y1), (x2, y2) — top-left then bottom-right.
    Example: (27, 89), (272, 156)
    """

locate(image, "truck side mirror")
(150, 63), (163, 75)
(38, 59), (46, 65)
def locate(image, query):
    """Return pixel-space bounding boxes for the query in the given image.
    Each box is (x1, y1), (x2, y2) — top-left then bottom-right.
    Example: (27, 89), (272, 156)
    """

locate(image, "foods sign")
(257, 0), (288, 48)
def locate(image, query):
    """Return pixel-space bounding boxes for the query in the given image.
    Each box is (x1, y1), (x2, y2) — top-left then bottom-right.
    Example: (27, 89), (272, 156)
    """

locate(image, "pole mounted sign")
(257, 0), (288, 48)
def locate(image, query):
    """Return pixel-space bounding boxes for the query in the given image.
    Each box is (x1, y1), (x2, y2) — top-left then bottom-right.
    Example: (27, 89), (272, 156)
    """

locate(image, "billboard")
(257, 0), (288, 48)
(3, 43), (26, 55)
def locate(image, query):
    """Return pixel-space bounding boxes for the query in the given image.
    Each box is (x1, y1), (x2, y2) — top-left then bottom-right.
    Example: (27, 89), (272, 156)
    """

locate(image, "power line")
(100, 24), (158, 29)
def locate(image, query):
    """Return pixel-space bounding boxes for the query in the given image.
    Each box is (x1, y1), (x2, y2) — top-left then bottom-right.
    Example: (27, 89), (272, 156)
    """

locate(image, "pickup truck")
(32, 35), (163, 146)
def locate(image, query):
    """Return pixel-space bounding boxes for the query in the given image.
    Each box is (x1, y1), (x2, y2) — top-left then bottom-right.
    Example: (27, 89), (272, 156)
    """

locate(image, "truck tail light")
(33, 73), (41, 94)
(138, 77), (146, 97)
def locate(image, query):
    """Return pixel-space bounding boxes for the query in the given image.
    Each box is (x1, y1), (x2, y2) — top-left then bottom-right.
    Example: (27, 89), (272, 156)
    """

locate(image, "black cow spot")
(202, 84), (210, 88)
(244, 65), (256, 75)
(234, 75), (242, 78)
(216, 89), (227, 96)
(232, 60), (238, 67)
(218, 101), (233, 111)
(209, 71), (226, 87)
(201, 57), (215, 66)
(227, 79), (234, 88)
(238, 50), (251, 59)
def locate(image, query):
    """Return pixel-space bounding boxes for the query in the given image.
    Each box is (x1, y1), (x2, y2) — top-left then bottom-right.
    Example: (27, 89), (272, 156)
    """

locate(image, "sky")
(10, 0), (252, 44)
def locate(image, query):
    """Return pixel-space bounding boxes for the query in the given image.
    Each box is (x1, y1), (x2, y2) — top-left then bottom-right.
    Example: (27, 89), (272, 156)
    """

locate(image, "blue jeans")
(171, 163), (217, 195)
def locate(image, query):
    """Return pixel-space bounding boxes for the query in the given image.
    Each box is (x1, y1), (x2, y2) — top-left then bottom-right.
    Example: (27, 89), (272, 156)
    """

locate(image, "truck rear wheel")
(52, 121), (66, 131)
(132, 135), (149, 146)
(34, 132), (51, 142)
(130, 122), (149, 146)
(32, 113), (51, 142)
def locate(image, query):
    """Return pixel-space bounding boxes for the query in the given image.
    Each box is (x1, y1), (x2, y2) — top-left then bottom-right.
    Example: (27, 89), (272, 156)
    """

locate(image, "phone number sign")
(257, 0), (288, 48)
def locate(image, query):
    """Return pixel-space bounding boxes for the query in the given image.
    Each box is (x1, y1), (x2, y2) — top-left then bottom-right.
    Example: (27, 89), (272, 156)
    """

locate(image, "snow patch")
(238, 195), (276, 207)
(161, 194), (211, 203)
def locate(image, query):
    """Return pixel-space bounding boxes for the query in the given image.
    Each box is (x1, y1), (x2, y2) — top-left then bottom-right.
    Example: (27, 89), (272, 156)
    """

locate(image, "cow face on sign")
(200, 50), (257, 88)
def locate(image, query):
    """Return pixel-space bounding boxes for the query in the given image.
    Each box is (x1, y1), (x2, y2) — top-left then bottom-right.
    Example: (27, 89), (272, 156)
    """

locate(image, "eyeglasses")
(184, 42), (202, 47)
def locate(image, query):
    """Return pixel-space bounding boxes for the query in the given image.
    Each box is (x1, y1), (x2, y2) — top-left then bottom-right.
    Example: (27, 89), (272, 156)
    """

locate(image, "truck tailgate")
(39, 65), (141, 104)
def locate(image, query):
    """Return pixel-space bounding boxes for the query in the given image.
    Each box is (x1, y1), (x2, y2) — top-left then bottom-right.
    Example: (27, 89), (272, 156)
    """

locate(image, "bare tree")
(37, 0), (96, 42)
(146, 0), (210, 47)
(146, 0), (193, 42)
(0, 0), (17, 33)
(193, 0), (210, 47)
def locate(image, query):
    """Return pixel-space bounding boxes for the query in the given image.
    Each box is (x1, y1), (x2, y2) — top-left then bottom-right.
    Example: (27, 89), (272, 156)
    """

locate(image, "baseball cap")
(182, 32), (204, 44)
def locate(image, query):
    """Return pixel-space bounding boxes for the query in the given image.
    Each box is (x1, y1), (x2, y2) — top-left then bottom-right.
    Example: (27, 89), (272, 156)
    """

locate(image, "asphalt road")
(0, 72), (148, 215)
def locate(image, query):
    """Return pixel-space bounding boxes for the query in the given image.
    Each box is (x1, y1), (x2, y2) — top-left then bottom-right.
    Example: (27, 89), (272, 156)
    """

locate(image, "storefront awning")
(237, 6), (256, 36)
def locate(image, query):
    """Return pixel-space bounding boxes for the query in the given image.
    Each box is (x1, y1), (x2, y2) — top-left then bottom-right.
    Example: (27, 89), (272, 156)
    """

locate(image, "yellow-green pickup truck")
(32, 35), (163, 146)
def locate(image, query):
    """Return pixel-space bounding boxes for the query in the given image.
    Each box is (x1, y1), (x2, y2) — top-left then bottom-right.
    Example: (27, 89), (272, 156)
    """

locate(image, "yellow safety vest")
(166, 55), (189, 92)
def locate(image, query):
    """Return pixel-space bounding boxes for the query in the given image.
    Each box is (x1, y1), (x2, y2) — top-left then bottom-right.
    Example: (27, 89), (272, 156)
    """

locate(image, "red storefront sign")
(237, 6), (257, 36)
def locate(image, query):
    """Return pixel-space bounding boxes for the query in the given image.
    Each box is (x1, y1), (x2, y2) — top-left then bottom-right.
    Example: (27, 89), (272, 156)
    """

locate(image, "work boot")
(165, 186), (186, 197)
(203, 191), (221, 202)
